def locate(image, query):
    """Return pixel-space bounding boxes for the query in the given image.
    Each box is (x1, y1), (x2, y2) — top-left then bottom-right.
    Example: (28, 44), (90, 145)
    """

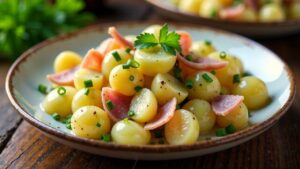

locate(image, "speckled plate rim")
(6, 21), (296, 154)
(146, 0), (300, 27)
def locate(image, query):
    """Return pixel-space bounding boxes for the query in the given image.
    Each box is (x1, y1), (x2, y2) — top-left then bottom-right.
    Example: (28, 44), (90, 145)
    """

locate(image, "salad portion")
(39, 24), (269, 145)
(171, 0), (300, 22)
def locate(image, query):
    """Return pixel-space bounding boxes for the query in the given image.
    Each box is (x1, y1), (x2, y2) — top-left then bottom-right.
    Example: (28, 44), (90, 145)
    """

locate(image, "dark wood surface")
(0, 0), (300, 168)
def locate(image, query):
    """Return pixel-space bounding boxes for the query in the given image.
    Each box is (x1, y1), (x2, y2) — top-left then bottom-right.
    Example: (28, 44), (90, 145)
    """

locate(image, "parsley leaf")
(134, 33), (158, 49)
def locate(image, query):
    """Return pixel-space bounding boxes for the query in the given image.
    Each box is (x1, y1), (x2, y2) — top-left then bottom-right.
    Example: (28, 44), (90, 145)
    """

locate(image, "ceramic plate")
(6, 22), (295, 160)
(146, 0), (300, 38)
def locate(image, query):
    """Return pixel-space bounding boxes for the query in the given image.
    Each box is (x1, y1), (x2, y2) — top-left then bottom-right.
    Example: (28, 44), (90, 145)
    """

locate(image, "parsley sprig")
(134, 24), (182, 55)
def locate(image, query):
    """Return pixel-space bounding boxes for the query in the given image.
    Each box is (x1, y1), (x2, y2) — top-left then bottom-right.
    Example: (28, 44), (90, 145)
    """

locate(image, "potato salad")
(171, 0), (300, 22)
(39, 24), (269, 145)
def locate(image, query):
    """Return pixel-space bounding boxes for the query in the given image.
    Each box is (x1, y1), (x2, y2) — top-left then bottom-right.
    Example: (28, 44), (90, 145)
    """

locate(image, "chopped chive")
(52, 113), (60, 121)
(248, 111), (252, 117)
(100, 134), (111, 142)
(225, 124), (236, 134)
(62, 115), (72, 124)
(202, 73), (213, 83)
(185, 79), (194, 89)
(112, 51), (121, 62)
(66, 123), (72, 130)
(84, 80), (93, 88)
(129, 75), (135, 81)
(134, 85), (142, 92)
(210, 9), (218, 17)
(84, 88), (90, 96)
(123, 117), (129, 123)
(128, 59), (140, 68)
(210, 70), (216, 75)
(216, 128), (227, 137)
(122, 64), (131, 69)
(220, 51), (227, 59)
(96, 122), (101, 128)
(233, 74), (241, 83)
(154, 130), (163, 138)
(125, 48), (131, 54)
(185, 55), (193, 61)
(205, 40), (212, 46)
(242, 72), (252, 77)
(128, 110), (135, 117)
(57, 87), (66, 95)
(38, 84), (48, 95)
(106, 100), (114, 110)
(174, 64), (182, 81)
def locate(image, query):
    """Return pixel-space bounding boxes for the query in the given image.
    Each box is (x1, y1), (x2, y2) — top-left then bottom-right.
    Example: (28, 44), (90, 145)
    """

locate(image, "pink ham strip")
(220, 5), (245, 20)
(108, 27), (134, 49)
(144, 97), (177, 130)
(212, 95), (244, 116)
(47, 66), (79, 86)
(177, 53), (228, 71)
(101, 87), (132, 122)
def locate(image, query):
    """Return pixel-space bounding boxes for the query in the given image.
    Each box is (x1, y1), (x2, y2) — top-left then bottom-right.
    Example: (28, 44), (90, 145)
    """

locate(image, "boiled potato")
(134, 48), (177, 76)
(151, 73), (188, 105)
(130, 88), (158, 123)
(238, 8), (257, 22)
(72, 88), (102, 113)
(111, 119), (151, 145)
(42, 86), (77, 117)
(71, 106), (110, 139)
(142, 25), (162, 39)
(232, 76), (269, 109)
(178, 0), (202, 14)
(208, 51), (241, 89)
(199, 0), (222, 18)
(183, 99), (216, 134)
(216, 102), (248, 130)
(187, 71), (221, 101)
(74, 68), (104, 90)
(289, 1), (300, 19)
(109, 64), (144, 96)
(191, 41), (216, 57)
(165, 109), (199, 145)
(259, 4), (285, 22)
(54, 51), (82, 73)
(102, 49), (132, 79)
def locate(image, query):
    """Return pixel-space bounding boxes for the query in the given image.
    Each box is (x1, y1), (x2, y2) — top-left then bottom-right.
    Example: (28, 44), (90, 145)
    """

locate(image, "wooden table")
(1, 0), (300, 168)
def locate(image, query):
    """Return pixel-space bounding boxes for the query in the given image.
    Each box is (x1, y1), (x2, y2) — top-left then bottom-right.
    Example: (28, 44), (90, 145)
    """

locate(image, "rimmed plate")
(146, 0), (300, 38)
(6, 21), (295, 160)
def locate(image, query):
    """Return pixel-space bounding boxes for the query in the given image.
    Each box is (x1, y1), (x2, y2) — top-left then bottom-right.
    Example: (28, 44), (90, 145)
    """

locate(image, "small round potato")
(111, 119), (151, 145)
(187, 71), (221, 101)
(130, 88), (158, 123)
(199, 0), (222, 18)
(232, 76), (269, 110)
(178, 0), (202, 14)
(72, 88), (102, 113)
(183, 99), (216, 134)
(42, 86), (77, 117)
(216, 102), (248, 130)
(109, 65), (144, 96)
(151, 73), (188, 105)
(191, 41), (216, 57)
(74, 68), (104, 90)
(54, 51), (82, 73)
(259, 4), (285, 22)
(165, 109), (200, 145)
(71, 106), (111, 139)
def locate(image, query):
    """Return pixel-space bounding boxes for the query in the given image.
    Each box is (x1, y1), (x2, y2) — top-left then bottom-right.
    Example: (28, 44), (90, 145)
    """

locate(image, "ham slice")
(212, 95), (244, 116)
(177, 53), (228, 71)
(97, 38), (122, 56)
(101, 87), (132, 122)
(220, 5), (245, 20)
(47, 66), (79, 86)
(177, 31), (192, 56)
(108, 27), (134, 49)
(144, 97), (177, 130)
(81, 49), (103, 72)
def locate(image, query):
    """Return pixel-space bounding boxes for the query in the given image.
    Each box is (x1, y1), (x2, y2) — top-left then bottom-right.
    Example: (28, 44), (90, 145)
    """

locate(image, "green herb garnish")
(125, 48), (131, 54)
(210, 70), (216, 75)
(112, 51), (121, 62)
(233, 74), (241, 83)
(128, 110), (135, 117)
(185, 80), (194, 89)
(96, 122), (101, 128)
(202, 73), (213, 83)
(185, 55), (193, 61)
(106, 100), (114, 110)
(84, 80), (93, 88)
(129, 75), (135, 81)
(101, 134), (111, 142)
(242, 72), (252, 77)
(122, 59), (140, 69)
(134, 24), (181, 55)
(216, 128), (227, 137)
(205, 40), (212, 46)
(38, 84), (48, 95)
(57, 87), (66, 95)
(134, 86), (143, 92)
(84, 88), (90, 96)
(210, 9), (218, 18)
(220, 51), (227, 59)
(52, 113), (61, 121)
(225, 124), (236, 134)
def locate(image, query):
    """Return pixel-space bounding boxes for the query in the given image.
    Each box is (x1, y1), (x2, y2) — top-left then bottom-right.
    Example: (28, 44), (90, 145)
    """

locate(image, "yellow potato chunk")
(216, 102), (249, 130)
(208, 51), (241, 89)
(134, 48), (177, 76)
(183, 99), (216, 134)
(259, 4), (285, 22)
(151, 73), (188, 105)
(191, 41), (216, 57)
(72, 88), (102, 113)
(109, 65), (144, 96)
(187, 71), (221, 101)
(71, 106), (110, 139)
(42, 86), (77, 117)
(54, 51), (82, 73)
(142, 25), (162, 39)
(74, 68), (104, 90)
(130, 88), (158, 123)
(178, 0), (202, 14)
(111, 119), (151, 145)
(199, 0), (222, 18)
(232, 76), (269, 110)
(102, 49), (132, 79)
(239, 8), (258, 22)
(165, 109), (199, 145)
